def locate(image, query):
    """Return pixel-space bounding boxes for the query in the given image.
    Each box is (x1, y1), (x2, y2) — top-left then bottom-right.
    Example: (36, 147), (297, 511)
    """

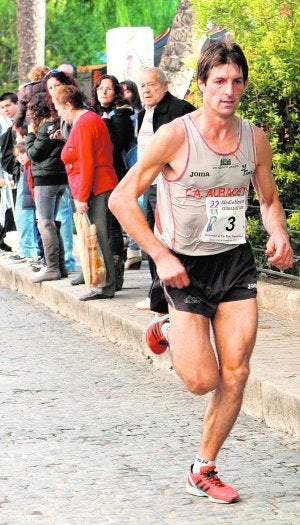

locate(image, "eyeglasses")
(97, 87), (114, 93)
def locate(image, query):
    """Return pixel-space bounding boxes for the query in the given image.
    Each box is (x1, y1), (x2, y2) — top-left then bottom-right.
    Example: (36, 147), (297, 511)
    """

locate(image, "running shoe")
(186, 465), (240, 504)
(145, 314), (169, 355)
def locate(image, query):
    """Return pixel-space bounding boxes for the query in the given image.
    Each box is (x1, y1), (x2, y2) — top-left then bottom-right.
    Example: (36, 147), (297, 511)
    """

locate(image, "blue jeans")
(35, 184), (67, 220)
(56, 186), (76, 271)
(15, 175), (39, 258)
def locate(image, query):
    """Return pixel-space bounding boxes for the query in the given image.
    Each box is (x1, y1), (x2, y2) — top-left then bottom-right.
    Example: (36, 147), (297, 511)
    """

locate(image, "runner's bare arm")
(109, 121), (190, 288)
(251, 127), (293, 269)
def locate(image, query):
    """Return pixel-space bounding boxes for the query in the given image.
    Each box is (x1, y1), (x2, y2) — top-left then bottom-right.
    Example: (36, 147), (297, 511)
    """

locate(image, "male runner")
(109, 41), (293, 504)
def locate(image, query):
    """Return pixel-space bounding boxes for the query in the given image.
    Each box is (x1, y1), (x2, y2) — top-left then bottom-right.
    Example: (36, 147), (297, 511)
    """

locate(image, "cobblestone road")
(0, 286), (299, 525)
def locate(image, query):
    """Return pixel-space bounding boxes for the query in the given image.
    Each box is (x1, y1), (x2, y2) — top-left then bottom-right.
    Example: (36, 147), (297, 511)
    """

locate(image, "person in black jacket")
(135, 67), (196, 310)
(92, 74), (135, 291)
(26, 93), (68, 282)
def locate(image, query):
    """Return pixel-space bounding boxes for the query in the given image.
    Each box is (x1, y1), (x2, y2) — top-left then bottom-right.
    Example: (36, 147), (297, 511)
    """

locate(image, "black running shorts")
(150, 242), (257, 318)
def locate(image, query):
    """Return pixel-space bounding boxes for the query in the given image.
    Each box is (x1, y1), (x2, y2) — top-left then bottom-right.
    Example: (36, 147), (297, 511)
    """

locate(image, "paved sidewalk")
(1, 286), (299, 525)
(0, 253), (299, 438)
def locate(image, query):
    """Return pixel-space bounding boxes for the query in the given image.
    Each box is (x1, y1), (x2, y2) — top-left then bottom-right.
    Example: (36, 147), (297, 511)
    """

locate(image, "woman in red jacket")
(54, 84), (118, 301)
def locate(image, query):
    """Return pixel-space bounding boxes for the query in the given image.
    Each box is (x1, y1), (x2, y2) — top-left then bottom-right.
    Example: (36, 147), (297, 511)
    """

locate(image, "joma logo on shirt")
(190, 171), (210, 177)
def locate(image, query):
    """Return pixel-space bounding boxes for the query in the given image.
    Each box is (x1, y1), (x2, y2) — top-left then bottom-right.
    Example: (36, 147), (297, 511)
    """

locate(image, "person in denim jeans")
(26, 93), (68, 282)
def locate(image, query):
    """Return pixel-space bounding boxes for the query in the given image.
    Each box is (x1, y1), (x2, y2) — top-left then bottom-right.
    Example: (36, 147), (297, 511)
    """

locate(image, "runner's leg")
(168, 306), (219, 395)
(199, 298), (258, 461)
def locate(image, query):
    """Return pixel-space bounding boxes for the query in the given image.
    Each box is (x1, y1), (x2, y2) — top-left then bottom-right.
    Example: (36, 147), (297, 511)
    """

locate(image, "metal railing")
(247, 205), (300, 281)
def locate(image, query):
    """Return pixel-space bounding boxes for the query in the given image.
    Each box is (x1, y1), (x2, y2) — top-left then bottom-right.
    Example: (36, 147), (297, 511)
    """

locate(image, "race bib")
(200, 196), (246, 244)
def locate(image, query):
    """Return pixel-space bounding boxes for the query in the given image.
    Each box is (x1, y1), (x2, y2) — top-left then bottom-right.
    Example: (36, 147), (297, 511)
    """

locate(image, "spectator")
(0, 92), (19, 252)
(92, 74), (134, 291)
(45, 69), (87, 273)
(26, 93), (68, 282)
(120, 79), (142, 114)
(11, 141), (40, 261)
(54, 84), (118, 301)
(58, 63), (78, 79)
(135, 67), (196, 309)
(14, 65), (50, 130)
(120, 79), (143, 270)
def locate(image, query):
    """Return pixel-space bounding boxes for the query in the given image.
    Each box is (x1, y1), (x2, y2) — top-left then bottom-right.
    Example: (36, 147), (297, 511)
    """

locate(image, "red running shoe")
(145, 314), (169, 355)
(186, 465), (240, 504)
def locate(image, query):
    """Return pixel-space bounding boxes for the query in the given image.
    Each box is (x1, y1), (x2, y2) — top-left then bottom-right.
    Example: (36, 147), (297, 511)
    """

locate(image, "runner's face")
(198, 63), (247, 117)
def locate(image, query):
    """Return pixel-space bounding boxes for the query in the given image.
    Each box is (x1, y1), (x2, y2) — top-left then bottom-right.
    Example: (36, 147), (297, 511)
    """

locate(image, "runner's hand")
(156, 252), (190, 289)
(265, 232), (294, 270)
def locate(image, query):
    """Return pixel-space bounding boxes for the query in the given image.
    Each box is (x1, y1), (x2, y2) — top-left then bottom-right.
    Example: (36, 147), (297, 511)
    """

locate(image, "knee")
(222, 364), (250, 392)
(176, 367), (220, 396)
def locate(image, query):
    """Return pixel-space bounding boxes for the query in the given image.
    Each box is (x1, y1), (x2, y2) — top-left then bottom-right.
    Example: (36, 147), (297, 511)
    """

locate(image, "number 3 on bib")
(200, 196), (247, 244)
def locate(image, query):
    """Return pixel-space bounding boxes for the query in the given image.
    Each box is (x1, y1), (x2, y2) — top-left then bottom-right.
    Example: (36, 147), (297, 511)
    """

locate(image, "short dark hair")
(196, 41), (248, 84)
(0, 92), (18, 103)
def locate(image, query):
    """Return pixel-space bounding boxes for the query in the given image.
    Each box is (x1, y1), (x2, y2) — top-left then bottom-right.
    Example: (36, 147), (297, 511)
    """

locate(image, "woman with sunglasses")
(44, 70), (90, 277)
(26, 93), (68, 283)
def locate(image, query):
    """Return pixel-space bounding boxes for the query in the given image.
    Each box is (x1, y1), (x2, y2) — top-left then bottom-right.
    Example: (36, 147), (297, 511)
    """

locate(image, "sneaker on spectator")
(186, 465), (240, 504)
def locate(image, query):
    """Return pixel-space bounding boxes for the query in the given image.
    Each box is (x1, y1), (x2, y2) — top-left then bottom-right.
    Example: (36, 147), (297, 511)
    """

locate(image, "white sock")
(192, 457), (216, 473)
(161, 321), (170, 342)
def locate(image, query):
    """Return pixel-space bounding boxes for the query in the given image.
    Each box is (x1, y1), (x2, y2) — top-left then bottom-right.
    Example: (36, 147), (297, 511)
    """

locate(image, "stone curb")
(257, 281), (300, 321)
(0, 257), (299, 438)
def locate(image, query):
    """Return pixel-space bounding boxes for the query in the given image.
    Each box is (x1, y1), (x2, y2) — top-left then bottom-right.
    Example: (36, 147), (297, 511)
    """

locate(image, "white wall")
(106, 27), (154, 83)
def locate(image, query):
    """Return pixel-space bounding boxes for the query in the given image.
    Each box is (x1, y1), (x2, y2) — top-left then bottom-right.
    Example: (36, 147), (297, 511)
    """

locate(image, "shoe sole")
(186, 483), (240, 504)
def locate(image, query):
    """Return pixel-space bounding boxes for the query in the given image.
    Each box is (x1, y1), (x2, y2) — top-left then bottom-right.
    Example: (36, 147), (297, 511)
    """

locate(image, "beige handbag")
(73, 212), (106, 288)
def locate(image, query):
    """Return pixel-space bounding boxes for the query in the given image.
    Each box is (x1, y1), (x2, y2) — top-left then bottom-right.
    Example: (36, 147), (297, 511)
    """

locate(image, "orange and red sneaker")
(186, 465), (240, 504)
(145, 314), (169, 355)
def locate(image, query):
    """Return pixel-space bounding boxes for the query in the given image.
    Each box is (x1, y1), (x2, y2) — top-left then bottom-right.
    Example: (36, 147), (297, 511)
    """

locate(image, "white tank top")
(155, 114), (257, 255)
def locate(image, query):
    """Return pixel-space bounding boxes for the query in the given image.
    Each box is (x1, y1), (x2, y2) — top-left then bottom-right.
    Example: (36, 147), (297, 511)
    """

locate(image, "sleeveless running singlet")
(155, 114), (257, 256)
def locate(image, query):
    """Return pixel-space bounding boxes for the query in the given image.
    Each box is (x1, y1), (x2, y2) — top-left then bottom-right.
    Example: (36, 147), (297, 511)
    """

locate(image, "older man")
(136, 67), (195, 309)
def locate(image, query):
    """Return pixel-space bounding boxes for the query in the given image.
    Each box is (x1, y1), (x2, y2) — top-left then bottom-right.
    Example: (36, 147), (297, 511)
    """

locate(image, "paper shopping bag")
(73, 212), (106, 288)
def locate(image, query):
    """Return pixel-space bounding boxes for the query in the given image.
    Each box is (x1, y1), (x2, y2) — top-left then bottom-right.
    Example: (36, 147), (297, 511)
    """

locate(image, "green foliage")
(0, 0), (177, 91)
(45, 0), (178, 67)
(0, 0), (18, 91)
(287, 212), (300, 254)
